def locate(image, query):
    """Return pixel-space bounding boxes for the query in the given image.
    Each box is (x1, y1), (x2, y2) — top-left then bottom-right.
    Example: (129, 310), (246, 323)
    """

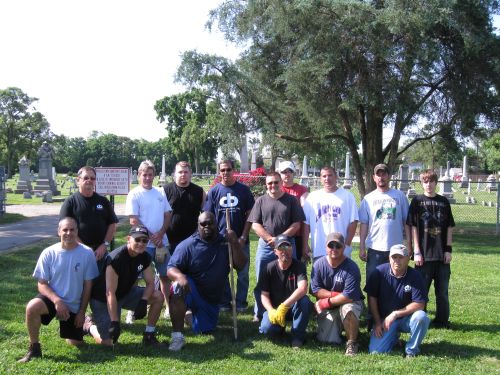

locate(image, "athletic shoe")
(169, 336), (186, 352)
(291, 338), (303, 349)
(18, 343), (42, 363)
(83, 315), (94, 336)
(142, 332), (164, 347)
(184, 310), (193, 326)
(125, 310), (134, 325)
(345, 340), (359, 356)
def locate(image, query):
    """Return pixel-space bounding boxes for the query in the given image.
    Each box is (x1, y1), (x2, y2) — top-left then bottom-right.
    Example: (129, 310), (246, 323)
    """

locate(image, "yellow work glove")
(268, 308), (280, 325)
(276, 303), (290, 327)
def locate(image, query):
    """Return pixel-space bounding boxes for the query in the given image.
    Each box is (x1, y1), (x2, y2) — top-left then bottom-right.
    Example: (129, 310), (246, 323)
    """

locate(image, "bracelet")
(239, 236), (247, 241)
(414, 252), (422, 256)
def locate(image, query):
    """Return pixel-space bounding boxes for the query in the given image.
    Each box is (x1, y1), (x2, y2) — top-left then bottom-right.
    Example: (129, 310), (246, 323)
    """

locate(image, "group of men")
(19, 160), (454, 361)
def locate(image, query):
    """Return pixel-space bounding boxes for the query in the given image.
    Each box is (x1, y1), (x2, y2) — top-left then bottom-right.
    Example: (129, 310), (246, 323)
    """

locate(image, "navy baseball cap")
(129, 226), (149, 238)
(275, 234), (292, 249)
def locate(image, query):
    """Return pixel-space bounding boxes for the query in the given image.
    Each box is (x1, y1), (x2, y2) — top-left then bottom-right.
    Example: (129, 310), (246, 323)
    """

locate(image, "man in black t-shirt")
(60, 166), (118, 267)
(163, 161), (205, 254)
(86, 226), (164, 346)
(258, 235), (311, 349)
(407, 169), (455, 329)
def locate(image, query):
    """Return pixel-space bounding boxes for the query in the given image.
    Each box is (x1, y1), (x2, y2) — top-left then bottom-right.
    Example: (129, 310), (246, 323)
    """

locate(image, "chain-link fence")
(185, 174), (499, 235)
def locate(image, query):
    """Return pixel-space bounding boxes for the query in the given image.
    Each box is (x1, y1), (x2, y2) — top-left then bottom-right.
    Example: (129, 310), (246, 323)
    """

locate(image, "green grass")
(0, 224), (498, 374)
(0, 213), (26, 225)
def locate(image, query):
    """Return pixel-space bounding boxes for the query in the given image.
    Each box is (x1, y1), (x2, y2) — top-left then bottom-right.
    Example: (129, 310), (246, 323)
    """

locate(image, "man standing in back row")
(204, 159), (254, 312)
(60, 166), (118, 271)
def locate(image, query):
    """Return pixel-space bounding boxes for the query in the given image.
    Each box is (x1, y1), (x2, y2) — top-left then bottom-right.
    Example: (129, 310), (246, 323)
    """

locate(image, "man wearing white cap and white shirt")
(302, 166), (358, 261)
(365, 244), (430, 357)
(279, 160), (308, 262)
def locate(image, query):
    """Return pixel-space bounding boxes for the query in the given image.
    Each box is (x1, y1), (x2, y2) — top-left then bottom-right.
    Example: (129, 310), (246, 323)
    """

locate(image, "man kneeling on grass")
(19, 217), (99, 363)
(366, 244), (430, 358)
(166, 211), (247, 351)
(85, 226), (164, 347)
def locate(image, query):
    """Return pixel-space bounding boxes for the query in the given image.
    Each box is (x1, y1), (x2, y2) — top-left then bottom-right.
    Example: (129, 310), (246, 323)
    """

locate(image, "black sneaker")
(18, 343), (42, 363)
(142, 332), (164, 347)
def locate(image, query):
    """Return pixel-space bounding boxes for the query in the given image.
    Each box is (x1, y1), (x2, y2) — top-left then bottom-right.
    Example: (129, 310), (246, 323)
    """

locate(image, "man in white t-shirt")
(303, 166), (358, 261)
(125, 160), (172, 322)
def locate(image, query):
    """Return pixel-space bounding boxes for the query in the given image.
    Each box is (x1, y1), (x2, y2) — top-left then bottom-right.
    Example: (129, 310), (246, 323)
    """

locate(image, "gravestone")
(477, 179), (484, 191)
(42, 190), (53, 203)
(251, 147), (257, 170)
(159, 155), (166, 186)
(460, 155), (469, 188)
(23, 191), (32, 199)
(33, 142), (60, 196)
(438, 161), (455, 203)
(30, 170), (36, 182)
(131, 170), (138, 184)
(342, 152), (353, 189)
(486, 174), (497, 193)
(300, 155), (309, 187)
(15, 156), (32, 193)
(398, 159), (410, 192)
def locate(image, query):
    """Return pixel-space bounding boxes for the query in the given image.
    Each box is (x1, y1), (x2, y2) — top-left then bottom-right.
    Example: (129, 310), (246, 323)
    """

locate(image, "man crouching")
(86, 226), (164, 346)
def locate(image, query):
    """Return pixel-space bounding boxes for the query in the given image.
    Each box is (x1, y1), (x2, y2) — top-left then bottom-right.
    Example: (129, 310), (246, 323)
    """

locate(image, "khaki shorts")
(316, 300), (364, 344)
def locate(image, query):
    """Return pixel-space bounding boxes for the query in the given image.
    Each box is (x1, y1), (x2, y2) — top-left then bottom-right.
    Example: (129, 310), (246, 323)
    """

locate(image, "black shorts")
(36, 294), (84, 341)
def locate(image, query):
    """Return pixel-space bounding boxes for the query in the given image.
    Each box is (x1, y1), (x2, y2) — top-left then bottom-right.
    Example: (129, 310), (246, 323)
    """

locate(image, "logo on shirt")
(219, 194), (239, 208)
(288, 274), (296, 282)
(375, 201), (396, 220)
(137, 264), (144, 272)
(316, 204), (341, 223)
(404, 285), (412, 293)
(74, 262), (81, 272)
(96, 204), (103, 210)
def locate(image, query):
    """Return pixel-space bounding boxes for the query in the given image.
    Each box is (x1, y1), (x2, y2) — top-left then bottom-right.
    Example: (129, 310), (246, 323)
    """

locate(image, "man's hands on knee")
(54, 299), (70, 321)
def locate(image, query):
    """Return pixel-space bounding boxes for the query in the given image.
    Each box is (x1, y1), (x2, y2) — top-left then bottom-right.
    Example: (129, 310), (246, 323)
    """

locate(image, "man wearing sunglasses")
(60, 166), (118, 269)
(310, 232), (364, 356)
(204, 159), (254, 312)
(249, 172), (305, 322)
(167, 212), (247, 351)
(86, 226), (164, 347)
(257, 235), (311, 349)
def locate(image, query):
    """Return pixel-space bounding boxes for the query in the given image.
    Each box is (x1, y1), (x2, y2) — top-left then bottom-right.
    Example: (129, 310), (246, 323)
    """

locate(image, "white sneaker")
(169, 335), (185, 352)
(125, 310), (135, 325)
(163, 306), (170, 320)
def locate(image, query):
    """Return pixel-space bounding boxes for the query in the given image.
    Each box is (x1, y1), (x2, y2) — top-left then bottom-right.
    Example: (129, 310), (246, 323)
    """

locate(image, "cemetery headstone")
(15, 156), (32, 193)
(33, 142), (60, 196)
(342, 152), (352, 189)
(438, 161), (456, 203)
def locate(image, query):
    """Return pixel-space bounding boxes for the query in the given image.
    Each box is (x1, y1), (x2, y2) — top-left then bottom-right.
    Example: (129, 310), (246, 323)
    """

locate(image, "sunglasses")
(220, 168), (233, 173)
(277, 244), (292, 251)
(199, 221), (214, 227)
(266, 181), (280, 186)
(81, 176), (96, 181)
(327, 242), (343, 249)
(134, 237), (149, 244)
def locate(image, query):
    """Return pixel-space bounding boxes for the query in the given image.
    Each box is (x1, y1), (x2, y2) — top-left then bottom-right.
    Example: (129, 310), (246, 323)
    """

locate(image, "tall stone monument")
(15, 156), (32, 193)
(438, 161), (455, 203)
(33, 141), (60, 195)
(159, 155), (166, 186)
(460, 155), (469, 188)
(300, 155), (309, 187)
(398, 158), (410, 192)
(342, 152), (353, 189)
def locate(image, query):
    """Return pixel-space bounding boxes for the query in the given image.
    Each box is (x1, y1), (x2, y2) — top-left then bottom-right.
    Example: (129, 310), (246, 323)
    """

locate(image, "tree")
(0, 87), (51, 177)
(481, 131), (500, 172)
(203, 0), (500, 195)
(154, 90), (219, 173)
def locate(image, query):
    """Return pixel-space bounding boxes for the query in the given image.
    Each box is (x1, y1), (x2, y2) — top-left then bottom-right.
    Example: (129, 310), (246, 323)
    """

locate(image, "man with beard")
(166, 212), (247, 351)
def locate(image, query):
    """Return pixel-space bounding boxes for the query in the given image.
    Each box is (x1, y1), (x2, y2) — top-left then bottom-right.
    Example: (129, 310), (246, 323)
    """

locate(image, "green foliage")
(481, 131), (500, 172)
(202, 0), (500, 196)
(0, 87), (51, 177)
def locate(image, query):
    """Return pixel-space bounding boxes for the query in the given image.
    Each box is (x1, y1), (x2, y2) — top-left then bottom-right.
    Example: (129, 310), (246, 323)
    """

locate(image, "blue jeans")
(369, 310), (430, 356)
(259, 295), (311, 342)
(416, 261), (451, 325)
(221, 242), (250, 309)
(253, 238), (296, 318)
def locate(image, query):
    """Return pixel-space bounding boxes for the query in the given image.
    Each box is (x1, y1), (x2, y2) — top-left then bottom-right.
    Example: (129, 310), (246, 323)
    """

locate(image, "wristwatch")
(104, 241), (110, 249)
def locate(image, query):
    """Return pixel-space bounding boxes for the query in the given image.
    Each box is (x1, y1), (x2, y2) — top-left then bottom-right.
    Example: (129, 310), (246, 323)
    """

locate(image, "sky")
(0, 0), (240, 141)
(1, 3), (498, 143)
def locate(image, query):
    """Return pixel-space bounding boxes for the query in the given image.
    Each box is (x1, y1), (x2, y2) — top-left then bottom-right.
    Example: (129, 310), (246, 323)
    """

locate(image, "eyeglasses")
(277, 244), (292, 251)
(134, 237), (149, 244)
(220, 168), (233, 173)
(266, 181), (280, 186)
(327, 242), (343, 249)
(81, 176), (96, 181)
(199, 221), (214, 227)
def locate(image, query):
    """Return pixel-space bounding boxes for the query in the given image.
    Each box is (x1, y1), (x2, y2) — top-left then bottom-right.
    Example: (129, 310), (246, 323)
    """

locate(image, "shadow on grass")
(449, 322), (500, 335)
(424, 341), (500, 359)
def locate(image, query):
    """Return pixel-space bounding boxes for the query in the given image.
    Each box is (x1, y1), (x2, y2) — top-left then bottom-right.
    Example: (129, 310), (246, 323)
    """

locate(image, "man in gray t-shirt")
(248, 172), (305, 321)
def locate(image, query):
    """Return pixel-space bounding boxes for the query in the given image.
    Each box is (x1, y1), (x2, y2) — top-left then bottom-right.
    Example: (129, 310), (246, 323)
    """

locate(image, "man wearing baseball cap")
(365, 244), (430, 357)
(310, 232), (364, 355)
(86, 225), (164, 347)
(279, 160), (309, 262)
(257, 234), (311, 349)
